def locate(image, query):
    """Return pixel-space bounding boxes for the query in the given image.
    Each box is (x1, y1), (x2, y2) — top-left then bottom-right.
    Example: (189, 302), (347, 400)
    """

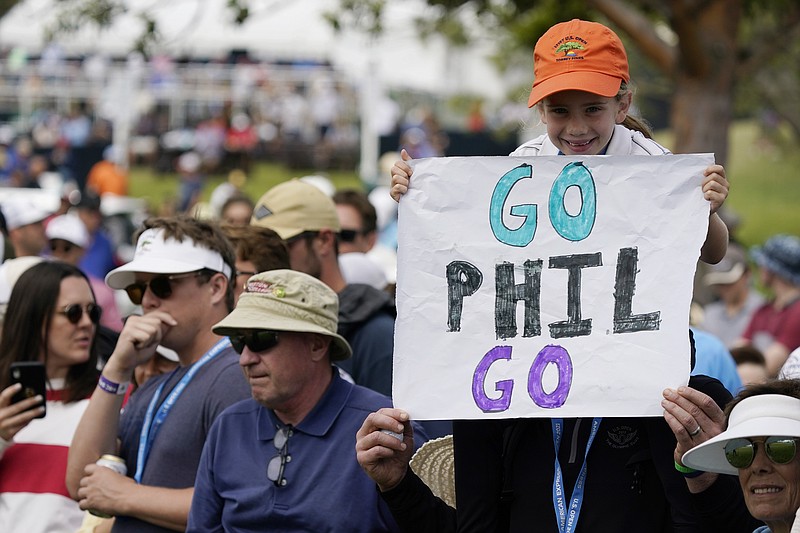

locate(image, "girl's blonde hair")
(617, 82), (653, 139)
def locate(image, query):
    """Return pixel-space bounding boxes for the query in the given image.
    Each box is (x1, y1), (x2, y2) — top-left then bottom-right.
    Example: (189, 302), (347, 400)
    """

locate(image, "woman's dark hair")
(729, 345), (766, 367)
(0, 261), (100, 403)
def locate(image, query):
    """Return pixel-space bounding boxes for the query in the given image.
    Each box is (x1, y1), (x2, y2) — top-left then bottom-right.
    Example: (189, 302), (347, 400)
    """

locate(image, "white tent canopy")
(0, 0), (528, 101)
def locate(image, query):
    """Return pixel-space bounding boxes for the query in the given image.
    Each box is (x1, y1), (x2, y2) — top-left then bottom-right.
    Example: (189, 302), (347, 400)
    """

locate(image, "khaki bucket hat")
(212, 269), (351, 361)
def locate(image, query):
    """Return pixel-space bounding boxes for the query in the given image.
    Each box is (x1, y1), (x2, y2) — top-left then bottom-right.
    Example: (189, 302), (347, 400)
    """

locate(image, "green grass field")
(130, 120), (799, 248)
(655, 121), (800, 248)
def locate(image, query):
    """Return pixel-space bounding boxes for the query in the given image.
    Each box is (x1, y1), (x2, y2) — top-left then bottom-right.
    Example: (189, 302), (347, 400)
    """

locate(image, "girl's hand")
(702, 164), (729, 215)
(355, 408), (414, 492)
(390, 149), (414, 203)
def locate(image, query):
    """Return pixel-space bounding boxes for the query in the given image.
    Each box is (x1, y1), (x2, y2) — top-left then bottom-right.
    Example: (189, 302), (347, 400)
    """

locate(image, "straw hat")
(410, 435), (456, 509)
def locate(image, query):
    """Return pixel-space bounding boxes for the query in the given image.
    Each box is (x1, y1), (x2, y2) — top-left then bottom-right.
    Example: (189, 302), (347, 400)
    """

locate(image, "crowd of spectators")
(1, 50), (363, 184)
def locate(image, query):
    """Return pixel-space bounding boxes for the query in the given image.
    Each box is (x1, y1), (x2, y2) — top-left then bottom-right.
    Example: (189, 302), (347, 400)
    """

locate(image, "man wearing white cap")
(66, 216), (251, 533)
(188, 269), (425, 532)
(1, 196), (51, 258)
(45, 212), (90, 266)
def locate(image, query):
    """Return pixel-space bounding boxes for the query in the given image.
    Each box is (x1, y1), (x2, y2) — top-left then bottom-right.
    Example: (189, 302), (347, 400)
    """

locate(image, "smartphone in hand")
(10, 362), (46, 419)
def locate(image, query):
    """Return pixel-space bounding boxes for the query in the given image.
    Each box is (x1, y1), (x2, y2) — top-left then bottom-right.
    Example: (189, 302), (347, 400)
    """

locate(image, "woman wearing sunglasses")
(0, 261), (101, 532)
(679, 379), (800, 533)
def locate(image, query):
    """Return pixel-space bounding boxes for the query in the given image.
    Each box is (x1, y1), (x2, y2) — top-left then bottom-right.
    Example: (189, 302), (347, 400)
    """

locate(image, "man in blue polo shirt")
(188, 269), (426, 532)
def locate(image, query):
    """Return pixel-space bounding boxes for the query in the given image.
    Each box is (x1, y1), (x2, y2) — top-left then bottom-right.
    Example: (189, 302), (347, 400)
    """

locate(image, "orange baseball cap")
(528, 19), (629, 107)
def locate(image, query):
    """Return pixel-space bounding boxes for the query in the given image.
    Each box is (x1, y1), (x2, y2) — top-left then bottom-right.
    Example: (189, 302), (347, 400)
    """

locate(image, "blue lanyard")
(551, 417), (602, 533)
(134, 338), (230, 483)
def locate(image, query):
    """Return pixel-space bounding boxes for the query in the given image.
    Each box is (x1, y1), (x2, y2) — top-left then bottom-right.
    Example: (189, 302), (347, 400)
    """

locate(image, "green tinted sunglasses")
(724, 436), (799, 469)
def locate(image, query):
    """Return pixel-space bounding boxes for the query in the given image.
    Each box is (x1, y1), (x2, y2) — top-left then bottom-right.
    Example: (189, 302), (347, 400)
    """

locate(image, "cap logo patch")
(253, 204), (273, 220)
(138, 238), (153, 253)
(246, 280), (286, 297)
(554, 36), (588, 60)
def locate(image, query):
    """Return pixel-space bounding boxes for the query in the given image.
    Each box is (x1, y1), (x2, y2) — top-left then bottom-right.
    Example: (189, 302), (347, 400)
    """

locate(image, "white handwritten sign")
(393, 155), (712, 419)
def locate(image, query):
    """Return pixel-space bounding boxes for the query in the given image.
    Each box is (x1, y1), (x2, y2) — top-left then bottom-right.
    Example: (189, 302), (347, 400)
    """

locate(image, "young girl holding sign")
(357, 19), (757, 532)
(389, 19), (729, 265)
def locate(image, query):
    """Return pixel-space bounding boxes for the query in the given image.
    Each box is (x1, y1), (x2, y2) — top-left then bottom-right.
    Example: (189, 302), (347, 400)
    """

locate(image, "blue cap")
(751, 234), (800, 285)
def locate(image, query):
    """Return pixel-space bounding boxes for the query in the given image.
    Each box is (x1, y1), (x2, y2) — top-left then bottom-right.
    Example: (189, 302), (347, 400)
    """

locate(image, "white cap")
(299, 175), (335, 197)
(2, 197), (52, 231)
(105, 227), (232, 289)
(0, 256), (45, 304)
(682, 394), (800, 475)
(339, 253), (388, 290)
(46, 214), (90, 248)
(178, 151), (201, 173)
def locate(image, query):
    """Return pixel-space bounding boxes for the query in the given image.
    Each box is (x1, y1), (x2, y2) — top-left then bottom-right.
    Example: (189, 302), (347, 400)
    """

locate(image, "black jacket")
(381, 375), (761, 532)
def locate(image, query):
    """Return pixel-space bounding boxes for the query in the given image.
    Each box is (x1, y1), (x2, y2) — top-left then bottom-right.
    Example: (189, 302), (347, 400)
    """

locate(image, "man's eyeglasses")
(267, 425), (293, 487)
(229, 331), (280, 354)
(124, 272), (202, 305)
(57, 303), (102, 325)
(724, 436), (799, 469)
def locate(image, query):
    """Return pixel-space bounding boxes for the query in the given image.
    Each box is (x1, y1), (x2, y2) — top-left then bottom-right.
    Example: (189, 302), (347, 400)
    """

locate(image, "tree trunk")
(668, 0), (741, 165)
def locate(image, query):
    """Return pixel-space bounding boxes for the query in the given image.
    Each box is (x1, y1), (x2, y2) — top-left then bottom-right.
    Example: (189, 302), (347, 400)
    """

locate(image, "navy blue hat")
(751, 234), (800, 285)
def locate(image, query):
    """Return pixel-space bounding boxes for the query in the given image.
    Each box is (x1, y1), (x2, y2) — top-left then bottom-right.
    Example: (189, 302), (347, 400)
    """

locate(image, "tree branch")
(668, 0), (710, 77)
(736, 7), (800, 79)
(588, 0), (677, 74)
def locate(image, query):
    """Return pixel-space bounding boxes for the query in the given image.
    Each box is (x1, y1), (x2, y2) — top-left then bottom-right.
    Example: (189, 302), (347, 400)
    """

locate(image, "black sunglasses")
(338, 229), (366, 243)
(229, 331), (280, 354)
(724, 436), (799, 469)
(50, 240), (76, 254)
(124, 272), (202, 305)
(267, 425), (293, 487)
(57, 303), (102, 325)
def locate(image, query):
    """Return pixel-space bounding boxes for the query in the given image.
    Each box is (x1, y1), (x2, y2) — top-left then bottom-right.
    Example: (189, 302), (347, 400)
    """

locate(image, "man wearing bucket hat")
(680, 379), (800, 533)
(251, 179), (398, 400)
(188, 269), (425, 532)
(738, 235), (800, 377)
(66, 216), (251, 532)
